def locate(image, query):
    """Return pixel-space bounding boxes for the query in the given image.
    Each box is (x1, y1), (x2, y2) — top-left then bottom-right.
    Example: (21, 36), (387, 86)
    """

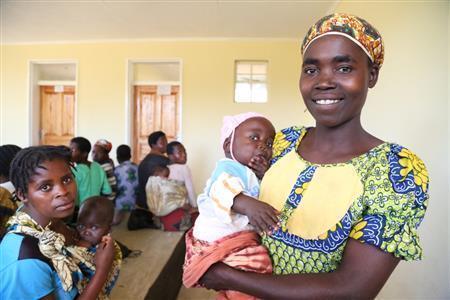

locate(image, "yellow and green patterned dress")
(260, 126), (429, 274)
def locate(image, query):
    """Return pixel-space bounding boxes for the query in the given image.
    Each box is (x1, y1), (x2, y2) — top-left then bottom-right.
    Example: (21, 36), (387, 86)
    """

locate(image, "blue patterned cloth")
(114, 161), (139, 211)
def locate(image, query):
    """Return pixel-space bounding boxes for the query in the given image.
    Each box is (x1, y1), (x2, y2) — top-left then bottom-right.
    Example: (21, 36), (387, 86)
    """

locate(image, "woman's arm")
(201, 239), (399, 299)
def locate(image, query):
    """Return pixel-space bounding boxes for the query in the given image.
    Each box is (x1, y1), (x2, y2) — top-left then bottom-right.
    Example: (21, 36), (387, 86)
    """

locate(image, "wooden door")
(40, 85), (75, 146)
(133, 85), (180, 162)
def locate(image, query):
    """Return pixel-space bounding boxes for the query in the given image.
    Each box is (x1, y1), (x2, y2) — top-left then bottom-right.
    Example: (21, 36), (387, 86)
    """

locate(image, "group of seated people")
(0, 131), (198, 298)
(69, 133), (197, 231)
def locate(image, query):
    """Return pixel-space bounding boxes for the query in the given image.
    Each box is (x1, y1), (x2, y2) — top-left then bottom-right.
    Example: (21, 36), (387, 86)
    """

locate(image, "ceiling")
(1, 0), (339, 44)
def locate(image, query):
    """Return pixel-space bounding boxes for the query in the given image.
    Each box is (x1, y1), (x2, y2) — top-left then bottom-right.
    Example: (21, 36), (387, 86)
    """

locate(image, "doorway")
(29, 61), (77, 146)
(126, 60), (182, 162)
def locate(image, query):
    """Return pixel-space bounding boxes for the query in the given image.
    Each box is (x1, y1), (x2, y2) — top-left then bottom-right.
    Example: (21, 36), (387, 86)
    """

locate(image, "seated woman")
(200, 13), (429, 299)
(0, 144), (22, 239)
(0, 146), (115, 299)
(145, 166), (192, 231)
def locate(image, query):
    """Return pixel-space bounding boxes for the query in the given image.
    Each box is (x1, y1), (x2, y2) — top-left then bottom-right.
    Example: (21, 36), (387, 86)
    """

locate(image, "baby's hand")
(94, 235), (114, 273)
(233, 194), (279, 234)
(248, 155), (270, 180)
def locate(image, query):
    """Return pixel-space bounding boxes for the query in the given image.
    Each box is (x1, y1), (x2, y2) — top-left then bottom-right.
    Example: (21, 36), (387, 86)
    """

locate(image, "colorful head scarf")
(301, 13), (384, 67)
(95, 139), (112, 153)
(220, 112), (266, 161)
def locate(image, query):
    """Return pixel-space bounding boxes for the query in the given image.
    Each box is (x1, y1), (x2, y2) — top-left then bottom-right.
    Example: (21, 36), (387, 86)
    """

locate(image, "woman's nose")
(315, 69), (336, 89)
(54, 184), (69, 197)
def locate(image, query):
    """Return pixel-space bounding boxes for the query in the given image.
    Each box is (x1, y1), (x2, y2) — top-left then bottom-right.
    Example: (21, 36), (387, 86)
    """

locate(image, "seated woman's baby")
(71, 196), (122, 298)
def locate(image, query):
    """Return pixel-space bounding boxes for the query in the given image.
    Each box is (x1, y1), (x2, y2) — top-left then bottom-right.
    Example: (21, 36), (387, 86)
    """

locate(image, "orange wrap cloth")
(183, 229), (272, 300)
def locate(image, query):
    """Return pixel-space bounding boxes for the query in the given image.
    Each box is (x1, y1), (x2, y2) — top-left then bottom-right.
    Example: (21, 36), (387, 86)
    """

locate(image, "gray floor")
(110, 218), (216, 299)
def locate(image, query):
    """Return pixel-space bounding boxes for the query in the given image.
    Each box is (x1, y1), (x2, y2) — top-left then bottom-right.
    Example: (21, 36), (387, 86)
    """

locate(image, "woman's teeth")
(315, 99), (341, 105)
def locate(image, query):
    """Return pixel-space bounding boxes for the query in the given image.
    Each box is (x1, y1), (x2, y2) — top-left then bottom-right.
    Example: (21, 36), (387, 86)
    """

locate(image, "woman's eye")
(304, 67), (317, 75)
(250, 135), (259, 141)
(77, 224), (85, 230)
(337, 66), (352, 73)
(39, 184), (51, 192)
(91, 225), (98, 230)
(266, 141), (273, 148)
(63, 176), (73, 184)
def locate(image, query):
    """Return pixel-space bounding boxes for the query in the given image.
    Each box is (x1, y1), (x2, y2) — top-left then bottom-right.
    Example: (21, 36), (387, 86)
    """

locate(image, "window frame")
(234, 60), (268, 103)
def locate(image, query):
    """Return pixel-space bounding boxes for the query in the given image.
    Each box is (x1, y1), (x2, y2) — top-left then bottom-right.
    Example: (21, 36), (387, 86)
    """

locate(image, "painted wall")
(0, 2), (448, 299)
(334, 1), (449, 299)
(0, 39), (310, 191)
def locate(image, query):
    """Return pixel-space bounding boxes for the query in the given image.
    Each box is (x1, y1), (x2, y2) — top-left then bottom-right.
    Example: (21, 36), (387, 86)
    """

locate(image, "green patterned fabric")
(260, 126), (429, 274)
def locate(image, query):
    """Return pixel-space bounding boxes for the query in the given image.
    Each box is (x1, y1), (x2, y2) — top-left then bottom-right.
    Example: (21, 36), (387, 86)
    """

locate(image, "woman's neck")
(22, 206), (51, 228)
(299, 119), (382, 164)
(150, 149), (164, 156)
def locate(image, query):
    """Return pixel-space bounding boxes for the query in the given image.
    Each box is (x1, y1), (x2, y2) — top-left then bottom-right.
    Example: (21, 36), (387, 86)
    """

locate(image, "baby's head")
(221, 112), (275, 167)
(76, 196), (114, 247)
(152, 165), (170, 178)
(167, 141), (187, 165)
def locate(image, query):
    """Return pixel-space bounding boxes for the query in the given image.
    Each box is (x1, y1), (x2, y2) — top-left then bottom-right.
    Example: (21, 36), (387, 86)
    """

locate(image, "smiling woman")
(199, 13), (429, 299)
(0, 146), (116, 300)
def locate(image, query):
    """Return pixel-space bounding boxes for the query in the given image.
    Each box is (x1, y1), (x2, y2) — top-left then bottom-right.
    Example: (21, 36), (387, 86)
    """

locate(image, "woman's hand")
(232, 194), (279, 233)
(94, 235), (115, 274)
(248, 155), (270, 180)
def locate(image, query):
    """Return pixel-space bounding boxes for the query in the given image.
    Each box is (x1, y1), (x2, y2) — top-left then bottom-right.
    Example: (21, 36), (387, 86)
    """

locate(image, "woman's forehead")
(30, 159), (70, 179)
(303, 35), (368, 63)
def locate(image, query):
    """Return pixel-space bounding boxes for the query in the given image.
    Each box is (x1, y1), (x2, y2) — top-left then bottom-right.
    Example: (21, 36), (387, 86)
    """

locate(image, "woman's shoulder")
(275, 126), (307, 142)
(363, 142), (428, 176)
(272, 126), (307, 163)
(1, 233), (53, 269)
(360, 142), (429, 208)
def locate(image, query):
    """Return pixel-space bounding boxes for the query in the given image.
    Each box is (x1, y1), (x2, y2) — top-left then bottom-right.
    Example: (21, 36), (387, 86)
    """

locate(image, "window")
(234, 61), (268, 103)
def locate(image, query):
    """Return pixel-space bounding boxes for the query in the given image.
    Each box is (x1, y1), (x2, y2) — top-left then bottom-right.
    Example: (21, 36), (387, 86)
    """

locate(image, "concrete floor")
(109, 218), (216, 300)
(177, 286), (216, 300)
(110, 220), (183, 299)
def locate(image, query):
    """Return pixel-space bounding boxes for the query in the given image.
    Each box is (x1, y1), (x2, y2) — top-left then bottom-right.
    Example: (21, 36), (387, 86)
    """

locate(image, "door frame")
(125, 58), (183, 150)
(28, 60), (78, 145)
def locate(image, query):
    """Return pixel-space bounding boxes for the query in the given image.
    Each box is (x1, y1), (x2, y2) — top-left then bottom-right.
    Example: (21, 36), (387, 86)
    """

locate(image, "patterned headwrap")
(95, 139), (112, 153)
(301, 13), (384, 68)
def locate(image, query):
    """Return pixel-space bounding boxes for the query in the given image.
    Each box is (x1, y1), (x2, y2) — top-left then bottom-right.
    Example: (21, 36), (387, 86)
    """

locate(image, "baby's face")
(76, 212), (110, 246)
(231, 117), (275, 167)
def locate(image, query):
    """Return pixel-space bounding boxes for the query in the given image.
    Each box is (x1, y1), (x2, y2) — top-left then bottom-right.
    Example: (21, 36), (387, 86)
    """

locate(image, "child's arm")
(232, 193), (279, 233)
(77, 236), (115, 300)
